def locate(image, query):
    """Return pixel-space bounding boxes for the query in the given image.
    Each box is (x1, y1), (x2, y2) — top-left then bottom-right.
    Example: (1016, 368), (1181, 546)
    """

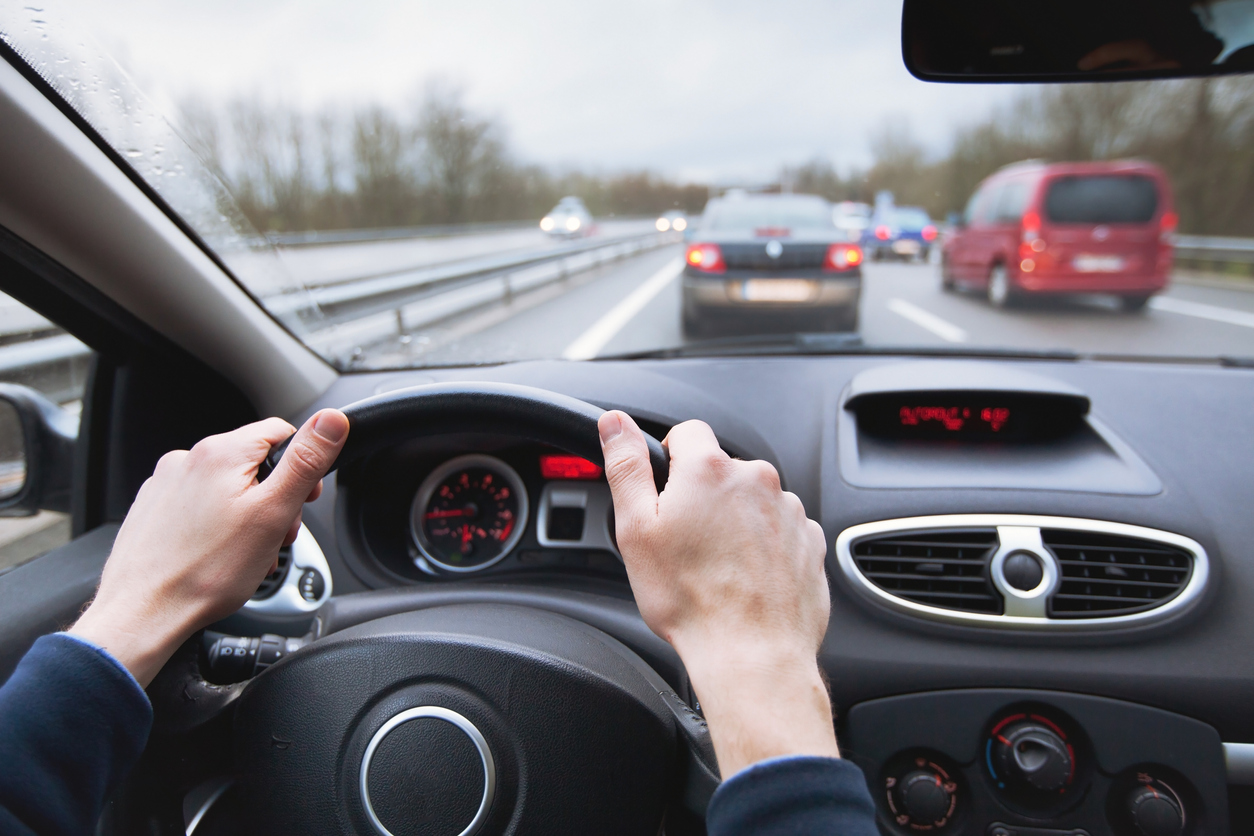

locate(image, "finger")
(599, 411), (659, 534)
(306, 479), (323, 504)
(663, 420), (727, 475)
(282, 514), (302, 548)
(261, 409), (349, 515)
(195, 417), (299, 474)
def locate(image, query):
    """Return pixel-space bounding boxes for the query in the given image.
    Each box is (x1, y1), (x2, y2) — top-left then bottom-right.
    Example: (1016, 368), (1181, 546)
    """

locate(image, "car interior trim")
(0, 55), (335, 417)
(1225, 742), (1254, 786)
(835, 514), (1209, 631)
(242, 524), (333, 615)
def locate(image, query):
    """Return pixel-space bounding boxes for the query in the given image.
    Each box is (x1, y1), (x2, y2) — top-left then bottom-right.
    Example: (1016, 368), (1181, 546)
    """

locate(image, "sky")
(60, 0), (1020, 183)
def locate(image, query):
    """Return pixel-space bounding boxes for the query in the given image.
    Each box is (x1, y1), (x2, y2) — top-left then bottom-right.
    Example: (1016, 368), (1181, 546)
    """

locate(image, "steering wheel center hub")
(361, 707), (495, 836)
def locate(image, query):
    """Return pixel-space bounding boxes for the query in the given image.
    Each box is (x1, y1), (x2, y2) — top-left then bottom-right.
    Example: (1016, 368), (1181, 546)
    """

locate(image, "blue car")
(863, 206), (939, 261)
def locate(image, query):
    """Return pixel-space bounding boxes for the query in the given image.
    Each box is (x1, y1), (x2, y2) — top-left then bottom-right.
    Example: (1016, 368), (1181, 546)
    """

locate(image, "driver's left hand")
(70, 409), (349, 687)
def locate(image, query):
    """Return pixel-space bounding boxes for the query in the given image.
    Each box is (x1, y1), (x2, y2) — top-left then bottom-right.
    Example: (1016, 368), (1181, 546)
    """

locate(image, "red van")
(941, 160), (1176, 310)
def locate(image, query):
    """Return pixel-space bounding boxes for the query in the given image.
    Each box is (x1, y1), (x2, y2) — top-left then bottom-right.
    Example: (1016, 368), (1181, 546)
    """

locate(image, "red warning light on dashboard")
(899, 405), (1011, 432)
(540, 454), (604, 480)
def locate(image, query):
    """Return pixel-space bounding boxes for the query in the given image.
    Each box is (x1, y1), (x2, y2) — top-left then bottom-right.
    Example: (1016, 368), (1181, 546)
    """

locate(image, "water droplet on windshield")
(124, 148), (143, 158)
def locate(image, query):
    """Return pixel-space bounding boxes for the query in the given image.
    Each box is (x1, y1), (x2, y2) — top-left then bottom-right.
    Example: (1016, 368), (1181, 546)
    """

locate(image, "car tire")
(820, 309), (859, 332)
(987, 264), (1016, 308)
(1120, 294), (1152, 312)
(941, 256), (956, 291)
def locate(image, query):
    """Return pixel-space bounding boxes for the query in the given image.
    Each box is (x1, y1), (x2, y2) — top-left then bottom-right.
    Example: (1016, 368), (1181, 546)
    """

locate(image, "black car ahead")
(682, 194), (863, 336)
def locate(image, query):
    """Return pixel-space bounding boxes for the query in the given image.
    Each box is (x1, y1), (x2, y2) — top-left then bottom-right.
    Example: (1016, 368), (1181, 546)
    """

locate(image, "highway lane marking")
(561, 258), (684, 360)
(1149, 296), (1254, 330)
(886, 298), (969, 343)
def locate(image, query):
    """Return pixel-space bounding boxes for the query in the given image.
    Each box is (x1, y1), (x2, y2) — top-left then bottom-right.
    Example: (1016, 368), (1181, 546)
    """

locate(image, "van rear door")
(1040, 174), (1161, 280)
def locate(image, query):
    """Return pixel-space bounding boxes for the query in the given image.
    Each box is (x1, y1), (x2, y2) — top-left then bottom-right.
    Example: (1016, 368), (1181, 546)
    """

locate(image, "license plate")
(892, 239), (921, 255)
(1073, 254), (1126, 273)
(741, 279), (816, 302)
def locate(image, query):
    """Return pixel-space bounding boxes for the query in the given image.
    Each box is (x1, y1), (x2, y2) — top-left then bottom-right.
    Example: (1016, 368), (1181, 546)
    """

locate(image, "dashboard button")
(993, 721), (1073, 792)
(886, 757), (959, 830)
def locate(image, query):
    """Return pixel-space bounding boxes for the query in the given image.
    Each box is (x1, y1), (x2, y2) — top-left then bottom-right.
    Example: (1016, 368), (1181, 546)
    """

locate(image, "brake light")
(755, 227), (791, 237)
(875, 225), (891, 240)
(1160, 211), (1178, 244)
(686, 243), (725, 273)
(540, 454), (603, 480)
(922, 225), (938, 241)
(825, 243), (863, 270)
(1021, 210), (1040, 243)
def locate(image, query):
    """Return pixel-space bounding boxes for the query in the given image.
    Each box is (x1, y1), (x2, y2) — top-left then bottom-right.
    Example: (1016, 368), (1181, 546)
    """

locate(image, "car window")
(708, 200), (835, 231)
(893, 208), (932, 230)
(992, 181), (1031, 223)
(0, 291), (90, 574)
(970, 185), (1001, 226)
(1044, 176), (1160, 224)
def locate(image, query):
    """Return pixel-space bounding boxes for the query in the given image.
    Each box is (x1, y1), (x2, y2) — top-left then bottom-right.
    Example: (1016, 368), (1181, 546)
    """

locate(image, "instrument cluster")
(341, 438), (628, 585)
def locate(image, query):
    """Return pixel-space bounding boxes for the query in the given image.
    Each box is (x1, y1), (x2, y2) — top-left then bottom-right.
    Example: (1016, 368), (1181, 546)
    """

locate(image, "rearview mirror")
(0, 384), (76, 516)
(902, 0), (1254, 83)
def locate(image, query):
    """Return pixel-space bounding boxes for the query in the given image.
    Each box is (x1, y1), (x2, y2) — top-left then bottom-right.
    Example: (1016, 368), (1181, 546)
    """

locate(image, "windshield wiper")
(596, 334), (1081, 362)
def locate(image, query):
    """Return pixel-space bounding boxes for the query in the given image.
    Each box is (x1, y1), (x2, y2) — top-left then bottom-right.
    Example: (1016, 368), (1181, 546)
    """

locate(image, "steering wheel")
(152, 383), (717, 836)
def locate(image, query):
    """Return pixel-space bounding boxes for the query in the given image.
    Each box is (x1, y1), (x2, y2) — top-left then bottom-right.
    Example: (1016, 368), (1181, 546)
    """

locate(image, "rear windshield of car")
(708, 199), (834, 231)
(1044, 175), (1159, 224)
(893, 208), (932, 230)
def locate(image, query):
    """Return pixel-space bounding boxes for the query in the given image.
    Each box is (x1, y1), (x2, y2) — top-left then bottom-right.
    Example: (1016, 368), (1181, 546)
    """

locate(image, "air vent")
(836, 515), (1208, 631)
(252, 547), (292, 600)
(851, 529), (1001, 614)
(1044, 529), (1193, 617)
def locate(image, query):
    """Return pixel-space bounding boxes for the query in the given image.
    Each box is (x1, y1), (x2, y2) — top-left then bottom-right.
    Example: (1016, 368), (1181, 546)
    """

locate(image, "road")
(352, 245), (1254, 367)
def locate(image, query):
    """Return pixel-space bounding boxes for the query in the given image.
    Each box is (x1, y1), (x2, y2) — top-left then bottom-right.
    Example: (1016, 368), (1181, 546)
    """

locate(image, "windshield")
(3, 2), (1253, 366)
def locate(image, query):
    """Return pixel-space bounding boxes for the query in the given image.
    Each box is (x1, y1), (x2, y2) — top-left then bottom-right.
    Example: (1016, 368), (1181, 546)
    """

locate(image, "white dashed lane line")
(561, 258), (684, 359)
(1149, 296), (1254, 330)
(886, 298), (970, 343)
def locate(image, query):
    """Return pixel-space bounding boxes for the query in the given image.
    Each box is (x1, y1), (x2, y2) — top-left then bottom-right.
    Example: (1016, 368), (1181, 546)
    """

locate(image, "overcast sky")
(65, 0), (1020, 183)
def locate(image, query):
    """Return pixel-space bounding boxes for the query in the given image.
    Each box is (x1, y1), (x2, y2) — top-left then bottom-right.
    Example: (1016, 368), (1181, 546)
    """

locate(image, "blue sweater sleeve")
(0, 633), (152, 836)
(707, 756), (879, 836)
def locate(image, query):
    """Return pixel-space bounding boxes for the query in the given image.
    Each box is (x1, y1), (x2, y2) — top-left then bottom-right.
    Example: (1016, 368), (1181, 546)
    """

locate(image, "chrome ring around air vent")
(835, 515), (1209, 631)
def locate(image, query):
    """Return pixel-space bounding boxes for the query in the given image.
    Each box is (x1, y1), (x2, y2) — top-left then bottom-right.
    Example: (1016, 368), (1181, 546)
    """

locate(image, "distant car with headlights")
(540, 196), (592, 238)
(655, 210), (688, 233)
(864, 206), (938, 261)
(682, 193), (863, 336)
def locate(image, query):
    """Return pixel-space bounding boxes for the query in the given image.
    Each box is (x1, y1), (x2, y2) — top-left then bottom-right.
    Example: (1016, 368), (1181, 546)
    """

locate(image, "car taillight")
(1160, 211), (1178, 244)
(922, 225), (938, 241)
(825, 244), (863, 270)
(686, 243), (725, 273)
(1021, 210), (1041, 243)
(875, 225), (891, 240)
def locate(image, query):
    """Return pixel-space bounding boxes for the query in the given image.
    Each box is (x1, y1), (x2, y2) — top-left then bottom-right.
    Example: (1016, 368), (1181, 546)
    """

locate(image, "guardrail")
(0, 226), (677, 376)
(263, 220), (540, 248)
(1174, 235), (1254, 273)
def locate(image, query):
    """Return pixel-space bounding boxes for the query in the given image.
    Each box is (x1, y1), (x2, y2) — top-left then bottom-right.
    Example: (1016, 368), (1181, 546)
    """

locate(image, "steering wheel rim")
(261, 381), (670, 492)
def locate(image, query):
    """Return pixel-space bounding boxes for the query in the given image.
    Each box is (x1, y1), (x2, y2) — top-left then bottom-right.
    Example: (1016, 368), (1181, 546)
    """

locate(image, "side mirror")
(0, 384), (76, 516)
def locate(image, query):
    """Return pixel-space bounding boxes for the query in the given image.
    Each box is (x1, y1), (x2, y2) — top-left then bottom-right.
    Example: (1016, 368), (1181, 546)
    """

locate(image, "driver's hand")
(599, 411), (839, 778)
(70, 409), (349, 687)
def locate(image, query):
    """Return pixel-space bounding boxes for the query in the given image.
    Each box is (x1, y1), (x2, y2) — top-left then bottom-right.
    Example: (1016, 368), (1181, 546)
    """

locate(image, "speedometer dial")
(410, 454), (529, 572)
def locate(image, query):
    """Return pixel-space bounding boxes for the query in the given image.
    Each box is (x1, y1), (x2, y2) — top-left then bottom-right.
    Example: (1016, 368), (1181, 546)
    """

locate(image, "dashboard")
(234, 354), (1254, 835)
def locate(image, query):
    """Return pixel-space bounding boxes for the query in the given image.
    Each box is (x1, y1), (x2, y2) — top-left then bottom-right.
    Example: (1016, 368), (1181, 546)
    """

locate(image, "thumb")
(599, 411), (659, 539)
(261, 409), (349, 515)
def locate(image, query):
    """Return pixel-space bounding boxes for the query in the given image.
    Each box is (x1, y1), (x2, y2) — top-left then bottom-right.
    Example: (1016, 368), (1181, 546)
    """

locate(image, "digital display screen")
(849, 391), (1088, 442)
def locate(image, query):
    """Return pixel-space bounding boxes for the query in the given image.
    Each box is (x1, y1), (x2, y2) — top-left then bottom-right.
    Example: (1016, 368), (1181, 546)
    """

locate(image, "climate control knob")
(1126, 783), (1185, 836)
(993, 721), (1073, 792)
(886, 758), (959, 830)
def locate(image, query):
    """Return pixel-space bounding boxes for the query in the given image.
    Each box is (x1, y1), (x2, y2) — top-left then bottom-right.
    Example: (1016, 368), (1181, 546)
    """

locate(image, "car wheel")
(820, 309), (859, 332)
(987, 264), (1015, 308)
(941, 257), (956, 291)
(1120, 294), (1152, 312)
